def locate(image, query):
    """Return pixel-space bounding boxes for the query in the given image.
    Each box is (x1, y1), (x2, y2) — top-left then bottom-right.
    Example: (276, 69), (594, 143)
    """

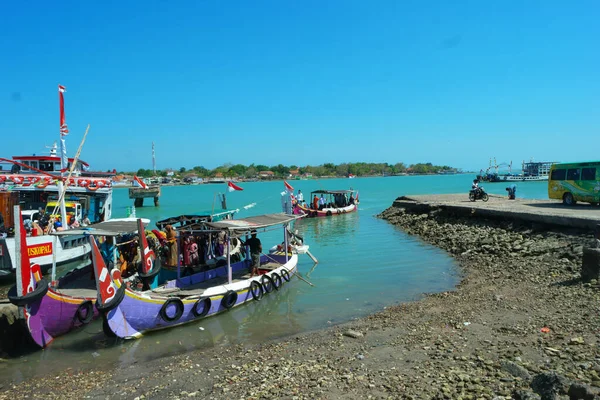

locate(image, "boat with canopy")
(293, 189), (359, 217)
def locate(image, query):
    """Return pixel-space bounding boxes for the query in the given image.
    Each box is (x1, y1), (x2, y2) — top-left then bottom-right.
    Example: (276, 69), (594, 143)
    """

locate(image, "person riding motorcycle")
(472, 179), (480, 192)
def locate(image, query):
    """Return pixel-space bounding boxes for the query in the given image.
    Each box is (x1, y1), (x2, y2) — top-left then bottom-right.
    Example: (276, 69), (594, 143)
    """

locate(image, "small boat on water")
(7, 204), (146, 348)
(293, 189), (359, 217)
(95, 213), (307, 339)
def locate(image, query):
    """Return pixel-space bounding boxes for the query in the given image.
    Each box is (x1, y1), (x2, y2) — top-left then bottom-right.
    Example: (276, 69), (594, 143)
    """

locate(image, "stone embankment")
(2, 196), (600, 399)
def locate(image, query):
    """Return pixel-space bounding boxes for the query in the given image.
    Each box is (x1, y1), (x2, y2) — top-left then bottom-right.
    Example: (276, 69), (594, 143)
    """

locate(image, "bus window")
(567, 169), (580, 181)
(582, 167), (596, 181)
(551, 169), (566, 180)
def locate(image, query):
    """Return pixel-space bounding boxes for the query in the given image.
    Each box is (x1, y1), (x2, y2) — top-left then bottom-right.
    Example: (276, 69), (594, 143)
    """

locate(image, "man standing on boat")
(297, 190), (304, 205)
(243, 230), (262, 277)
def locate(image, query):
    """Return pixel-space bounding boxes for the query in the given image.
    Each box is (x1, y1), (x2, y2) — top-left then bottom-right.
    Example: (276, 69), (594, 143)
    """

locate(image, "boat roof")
(12, 155), (90, 167)
(51, 218), (149, 237)
(155, 210), (238, 230)
(310, 190), (355, 195)
(205, 213), (301, 233)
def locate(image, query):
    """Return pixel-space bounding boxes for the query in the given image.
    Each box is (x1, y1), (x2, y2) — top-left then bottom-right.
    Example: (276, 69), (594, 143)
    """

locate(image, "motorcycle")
(469, 186), (489, 202)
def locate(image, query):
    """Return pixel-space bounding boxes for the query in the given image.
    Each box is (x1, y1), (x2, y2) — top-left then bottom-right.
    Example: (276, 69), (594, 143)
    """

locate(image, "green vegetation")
(129, 162), (459, 179)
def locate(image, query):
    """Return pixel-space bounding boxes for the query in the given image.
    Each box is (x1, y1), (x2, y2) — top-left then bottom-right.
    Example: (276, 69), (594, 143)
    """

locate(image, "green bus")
(548, 161), (600, 205)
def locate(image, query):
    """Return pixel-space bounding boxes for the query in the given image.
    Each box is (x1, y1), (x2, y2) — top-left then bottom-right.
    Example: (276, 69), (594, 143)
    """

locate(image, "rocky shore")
(2, 201), (600, 399)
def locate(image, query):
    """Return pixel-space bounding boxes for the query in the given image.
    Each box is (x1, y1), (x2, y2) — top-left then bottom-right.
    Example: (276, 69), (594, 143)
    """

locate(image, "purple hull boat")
(95, 213), (306, 339)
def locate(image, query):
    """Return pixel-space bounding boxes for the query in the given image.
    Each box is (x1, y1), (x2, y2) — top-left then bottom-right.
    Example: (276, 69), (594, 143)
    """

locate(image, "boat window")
(582, 168), (596, 181)
(22, 161), (30, 172)
(39, 161), (54, 171)
(551, 169), (566, 180)
(567, 169), (580, 181)
(30, 161), (38, 170)
(54, 162), (61, 171)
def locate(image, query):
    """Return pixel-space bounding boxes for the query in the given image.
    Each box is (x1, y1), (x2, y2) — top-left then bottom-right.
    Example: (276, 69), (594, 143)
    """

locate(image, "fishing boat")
(6, 204), (146, 348)
(476, 159), (557, 183)
(293, 189), (359, 217)
(0, 85), (114, 276)
(94, 213), (306, 339)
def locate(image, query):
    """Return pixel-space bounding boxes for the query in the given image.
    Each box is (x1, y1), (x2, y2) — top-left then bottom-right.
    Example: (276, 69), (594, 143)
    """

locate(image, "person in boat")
(82, 213), (91, 226)
(164, 225), (178, 268)
(242, 230), (262, 277)
(349, 193), (355, 205)
(312, 195), (319, 210)
(31, 221), (43, 237)
(318, 194), (326, 210)
(297, 190), (304, 204)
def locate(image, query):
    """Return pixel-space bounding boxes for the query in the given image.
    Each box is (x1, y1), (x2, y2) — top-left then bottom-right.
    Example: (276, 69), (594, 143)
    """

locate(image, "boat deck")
(54, 274), (97, 298)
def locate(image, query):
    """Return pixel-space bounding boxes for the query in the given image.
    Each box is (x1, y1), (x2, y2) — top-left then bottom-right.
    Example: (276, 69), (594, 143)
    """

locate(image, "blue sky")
(1, 0), (598, 172)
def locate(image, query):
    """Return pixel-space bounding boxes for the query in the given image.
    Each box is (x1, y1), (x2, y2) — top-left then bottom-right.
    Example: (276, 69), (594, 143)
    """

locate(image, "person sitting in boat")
(349, 194), (355, 205)
(54, 217), (65, 232)
(318, 194), (326, 210)
(81, 213), (91, 226)
(241, 230), (262, 277)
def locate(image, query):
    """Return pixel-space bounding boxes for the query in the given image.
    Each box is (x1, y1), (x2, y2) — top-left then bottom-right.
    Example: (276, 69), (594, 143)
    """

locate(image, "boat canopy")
(204, 213), (301, 235)
(155, 209), (237, 230)
(51, 218), (149, 237)
(310, 190), (355, 195)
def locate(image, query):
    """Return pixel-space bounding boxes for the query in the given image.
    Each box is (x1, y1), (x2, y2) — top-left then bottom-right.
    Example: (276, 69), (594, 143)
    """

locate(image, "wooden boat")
(293, 189), (359, 217)
(94, 213), (305, 339)
(7, 205), (148, 348)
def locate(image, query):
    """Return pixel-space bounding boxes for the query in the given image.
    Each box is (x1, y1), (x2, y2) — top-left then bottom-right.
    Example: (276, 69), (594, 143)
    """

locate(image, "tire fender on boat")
(250, 280), (263, 301)
(281, 269), (291, 282)
(271, 272), (282, 290)
(326, 210), (332, 216)
(191, 297), (211, 318)
(159, 298), (184, 322)
(261, 274), (275, 293)
(221, 290), (238, 310)
(76, 300), (95, 324)
(95, 284), (126, 313)
(7, 279), (49, 307)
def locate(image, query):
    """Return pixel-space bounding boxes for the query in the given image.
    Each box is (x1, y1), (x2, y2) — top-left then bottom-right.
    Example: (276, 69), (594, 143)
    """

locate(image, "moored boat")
(6, 204), (148, 348)
(95, 213), (306, 339)
(293, 189), (359, 217)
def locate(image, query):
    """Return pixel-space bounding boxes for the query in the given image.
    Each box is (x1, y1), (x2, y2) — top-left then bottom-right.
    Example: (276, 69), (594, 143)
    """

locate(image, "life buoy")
(36, 177), (51, 189)
(87, 184), (99, 191)
(159, 298), (184, 322)
(261, 274), (275, 293)
(281, 269), (291, 282)
(192, 297), (211, 317)
(221, 290), (238, 309)
(76, 300), (95, 324)
(10, 176), (24, 185)
(29, 176), (41, 185)
(0, 176), (5, 183)
(78, 178), (89, 188)
(7, 279), (49, 307)
(270, 272), (282, 290)
(250, 280), (263, 301)
(95, 284), (126, 313)
(95, 180), (107, 188)
(67, 178), (76, 186)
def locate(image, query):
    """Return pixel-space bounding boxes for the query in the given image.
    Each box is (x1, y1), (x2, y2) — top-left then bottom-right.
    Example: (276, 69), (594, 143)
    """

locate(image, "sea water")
(0, 175), (550, 383)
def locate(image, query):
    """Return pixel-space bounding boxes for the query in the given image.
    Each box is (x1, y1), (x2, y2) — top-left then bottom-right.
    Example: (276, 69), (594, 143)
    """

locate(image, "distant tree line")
(129, 162), (458, 179)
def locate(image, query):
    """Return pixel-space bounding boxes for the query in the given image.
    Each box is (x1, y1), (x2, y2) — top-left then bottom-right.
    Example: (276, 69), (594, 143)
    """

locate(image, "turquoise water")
(1, 175), (550, 383)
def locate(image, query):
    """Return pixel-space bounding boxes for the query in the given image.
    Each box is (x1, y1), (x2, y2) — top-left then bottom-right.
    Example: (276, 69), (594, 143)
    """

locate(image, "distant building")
(259, 171), (275, 179)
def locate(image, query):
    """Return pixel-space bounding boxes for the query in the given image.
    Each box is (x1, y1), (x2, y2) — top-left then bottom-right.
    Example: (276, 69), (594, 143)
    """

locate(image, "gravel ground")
(2, 203), (600, 399)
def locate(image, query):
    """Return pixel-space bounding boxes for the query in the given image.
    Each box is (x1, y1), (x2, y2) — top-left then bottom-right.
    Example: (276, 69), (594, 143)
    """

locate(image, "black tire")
(250, 281), (263, 301)
(482, 193), (489, 202)
(8, 279), (49, 307)
(221, 290), (238, 309)
(271, 272), (282, 290)
(326, 211), (332, 216)
(76, 300), (94, 324)
(96, 284), (126, 313)
(281, 269), (291, 282)
(563, 192), (576, 206)
(192, 297), (211, 318)
(138, 258), (162, 281)
(468, 192), (475, 202)
(159, 298), (184, 322)
(261, 274), (275, 293)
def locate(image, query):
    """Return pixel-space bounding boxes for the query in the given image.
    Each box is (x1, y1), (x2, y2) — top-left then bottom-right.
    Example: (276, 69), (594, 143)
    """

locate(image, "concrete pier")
(128, 186), (161, 207)
(393, 194), (600, 230)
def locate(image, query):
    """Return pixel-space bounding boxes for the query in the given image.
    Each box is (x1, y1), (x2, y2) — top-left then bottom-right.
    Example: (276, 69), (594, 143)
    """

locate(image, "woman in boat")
(164, 225), (178, 267)
(312, 195), (319, 210)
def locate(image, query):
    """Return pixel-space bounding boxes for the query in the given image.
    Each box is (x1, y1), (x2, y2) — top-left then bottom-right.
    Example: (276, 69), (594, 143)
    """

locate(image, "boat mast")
(152, 142), (156, 176)
(58, 85), (69, 229)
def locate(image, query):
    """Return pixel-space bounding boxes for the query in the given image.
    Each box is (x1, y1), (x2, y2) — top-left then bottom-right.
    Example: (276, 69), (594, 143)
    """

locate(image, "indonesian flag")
(133, 175), (148, 189)
(284, 180), (294, 193)
(227, 181), (243, 192)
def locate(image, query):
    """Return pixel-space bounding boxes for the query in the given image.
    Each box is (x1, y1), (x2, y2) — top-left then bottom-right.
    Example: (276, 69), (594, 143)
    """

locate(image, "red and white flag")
(227, 181), (243, 192)
(58, 85), (69, 136)
(133, 175), (148, 189)
(284, 180), (294, 193)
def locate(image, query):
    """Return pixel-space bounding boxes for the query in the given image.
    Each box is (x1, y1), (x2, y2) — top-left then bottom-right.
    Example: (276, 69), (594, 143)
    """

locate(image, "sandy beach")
(2, 199), (600, 399)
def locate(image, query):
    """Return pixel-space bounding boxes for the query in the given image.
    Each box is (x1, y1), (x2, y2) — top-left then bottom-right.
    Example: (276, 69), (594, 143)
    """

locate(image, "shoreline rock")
(2, 204), (600, 399)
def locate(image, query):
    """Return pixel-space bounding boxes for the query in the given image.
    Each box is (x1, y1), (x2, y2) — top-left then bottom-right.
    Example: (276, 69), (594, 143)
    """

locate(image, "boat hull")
(295, 203), (357, 217)
(104, 254), (298, 339)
